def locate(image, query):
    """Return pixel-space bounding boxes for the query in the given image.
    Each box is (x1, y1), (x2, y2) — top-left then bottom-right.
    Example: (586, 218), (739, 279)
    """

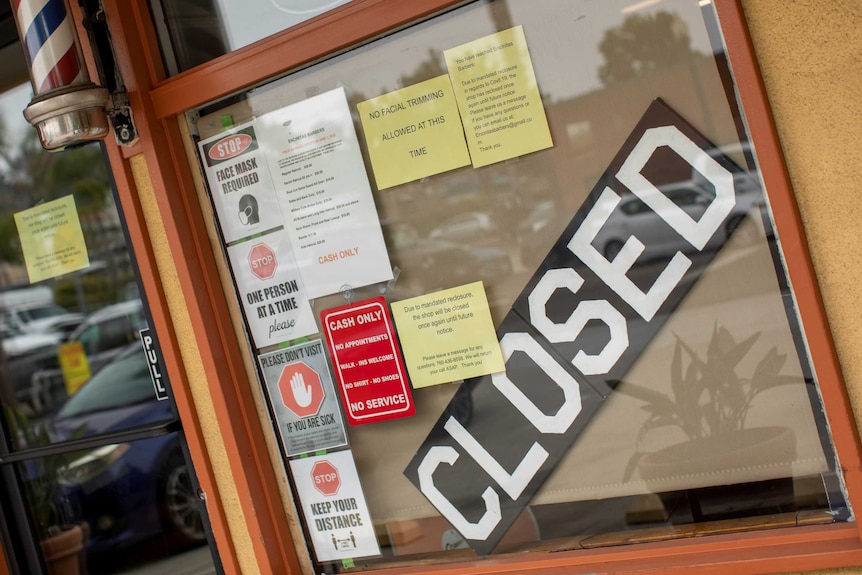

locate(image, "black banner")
(404, 99), (761, 554)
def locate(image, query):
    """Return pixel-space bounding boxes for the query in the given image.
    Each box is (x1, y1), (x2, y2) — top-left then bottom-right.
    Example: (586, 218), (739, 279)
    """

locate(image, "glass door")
(0, 76), (221, 573)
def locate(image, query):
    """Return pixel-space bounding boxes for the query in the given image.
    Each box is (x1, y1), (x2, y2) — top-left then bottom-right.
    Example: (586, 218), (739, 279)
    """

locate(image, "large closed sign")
(404, 99), (764, 554)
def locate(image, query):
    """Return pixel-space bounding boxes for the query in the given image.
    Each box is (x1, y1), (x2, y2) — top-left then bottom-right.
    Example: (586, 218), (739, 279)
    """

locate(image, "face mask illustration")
(238, 194), (259, 225)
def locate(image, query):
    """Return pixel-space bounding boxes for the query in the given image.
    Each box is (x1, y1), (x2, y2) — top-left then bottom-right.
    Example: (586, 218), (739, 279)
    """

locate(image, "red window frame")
(64, 0), (862, 573)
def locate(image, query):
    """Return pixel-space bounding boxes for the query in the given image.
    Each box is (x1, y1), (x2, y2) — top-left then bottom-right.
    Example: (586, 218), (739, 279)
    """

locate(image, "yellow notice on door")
(445, 25), (553, 167)
(58, 341), (92, 395)
(391, 281), (504, 388)
(14, 195), (89, 283)
(358, 75), (470, 190)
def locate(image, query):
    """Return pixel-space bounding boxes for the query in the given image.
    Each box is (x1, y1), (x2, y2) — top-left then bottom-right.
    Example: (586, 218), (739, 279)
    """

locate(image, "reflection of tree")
(12, 135), (108, 213)
(598, 11), (700, 85)
(0, 128), (109, 263)
(399, 49), (447, 87)
(0, 120), (130, 306)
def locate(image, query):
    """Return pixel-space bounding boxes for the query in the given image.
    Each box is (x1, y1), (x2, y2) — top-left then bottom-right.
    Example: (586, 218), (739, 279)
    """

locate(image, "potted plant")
(5, 407), (85, 575)
(619, 325), (799, 518)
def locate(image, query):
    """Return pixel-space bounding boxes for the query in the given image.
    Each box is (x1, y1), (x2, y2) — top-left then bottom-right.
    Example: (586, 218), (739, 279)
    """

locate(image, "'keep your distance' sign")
(290, 450), (380, 562)
(405, 99), (767, 554)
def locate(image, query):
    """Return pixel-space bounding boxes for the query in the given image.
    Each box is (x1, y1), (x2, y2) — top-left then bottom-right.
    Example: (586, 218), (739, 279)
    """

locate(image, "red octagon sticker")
(208, 133), (252, 161)
(311, 460), (340, 496)
(279, 362), (324, 418)
(248, 243), (277, 280)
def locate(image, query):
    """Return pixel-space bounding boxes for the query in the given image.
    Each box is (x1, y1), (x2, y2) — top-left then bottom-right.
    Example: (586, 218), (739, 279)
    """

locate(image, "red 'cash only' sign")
(322, 297), (415, 425)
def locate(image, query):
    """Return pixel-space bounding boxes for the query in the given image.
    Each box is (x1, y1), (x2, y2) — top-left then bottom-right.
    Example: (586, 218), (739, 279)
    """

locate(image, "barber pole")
(12, 0), (110, 150)
(12, 0), (86, 95)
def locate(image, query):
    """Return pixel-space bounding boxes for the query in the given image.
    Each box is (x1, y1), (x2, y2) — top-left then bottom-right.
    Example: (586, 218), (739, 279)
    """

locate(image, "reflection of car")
(518, 145), (769, 267)
(428, 211), (496, 242)
(0, 324), (61, 358)
(26, 299), (146, 415)
(471, 246), (513, 279)
(592, 182), (765, 262)
(50, 344), (204, 554)
(0, 325), (62, 407)
(1, 302), (84, 337)
(385, 223), (511, 292)
(517, 200), (572, 265)
(67, 299), (146, 375)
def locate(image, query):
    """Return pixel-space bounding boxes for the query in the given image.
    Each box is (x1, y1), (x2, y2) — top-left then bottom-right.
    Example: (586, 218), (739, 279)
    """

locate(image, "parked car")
(49, 343), (204, 554)
(384, 223), (511, 293)
(517, 199), (572, 265)
(1, 302), (84, 338)
(0, 325), (62, 409)
(518, 144), (769, 267)
(67, 298), (146, 375)
(0, 324), (61, 358)
(428, 211), (497, 242)
(25, 299), (146, 415)
(592, 179), (766, 262)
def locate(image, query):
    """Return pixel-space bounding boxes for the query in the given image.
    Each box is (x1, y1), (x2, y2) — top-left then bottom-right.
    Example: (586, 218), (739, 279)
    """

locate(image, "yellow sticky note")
(445, 26), (553, 167)
(58, 341), (92, 395)
(391, 282), (504, 388)
(358, 75), (470, 189)
(14, 195), (89, 283)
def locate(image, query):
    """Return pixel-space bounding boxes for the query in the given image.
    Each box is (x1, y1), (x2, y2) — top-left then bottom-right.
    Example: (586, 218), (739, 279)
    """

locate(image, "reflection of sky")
(1, 0), (720, 145)
(221, 0), (716, 104)
(0, 82), (33, 174)
(217, 0), (352, 50)
(495, 0), (715, 101)
(0, 83), (33, 150)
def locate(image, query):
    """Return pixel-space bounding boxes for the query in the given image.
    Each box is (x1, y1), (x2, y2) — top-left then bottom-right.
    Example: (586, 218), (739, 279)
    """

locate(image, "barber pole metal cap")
(24, 84), (109, 150)
(14, 0), (109, 150)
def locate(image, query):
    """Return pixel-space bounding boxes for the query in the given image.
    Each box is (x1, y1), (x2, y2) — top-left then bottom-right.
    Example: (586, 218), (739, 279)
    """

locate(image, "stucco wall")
(740, 3), (862, 434)
(740, 2), (862, 572)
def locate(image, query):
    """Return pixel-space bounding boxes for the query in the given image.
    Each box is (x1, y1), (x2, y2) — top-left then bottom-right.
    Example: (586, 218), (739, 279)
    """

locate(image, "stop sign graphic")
(248, 243), (277, 280)
(279, 362), (325, 418)
(311, 460), (340, 496)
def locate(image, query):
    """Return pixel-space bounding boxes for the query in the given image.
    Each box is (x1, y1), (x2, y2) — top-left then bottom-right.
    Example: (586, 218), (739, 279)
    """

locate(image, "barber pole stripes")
(12, 0), (85, 95)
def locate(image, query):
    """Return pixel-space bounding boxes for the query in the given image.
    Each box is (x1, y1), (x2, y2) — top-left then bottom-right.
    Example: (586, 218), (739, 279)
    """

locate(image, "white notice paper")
(227, 230), (317, 348)
(256, 87), (393, 298)
(290, 450), (381, 562)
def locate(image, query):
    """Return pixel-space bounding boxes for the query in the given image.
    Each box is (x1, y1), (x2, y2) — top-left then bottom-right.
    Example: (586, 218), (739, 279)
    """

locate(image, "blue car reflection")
(49, 344), (205, 554)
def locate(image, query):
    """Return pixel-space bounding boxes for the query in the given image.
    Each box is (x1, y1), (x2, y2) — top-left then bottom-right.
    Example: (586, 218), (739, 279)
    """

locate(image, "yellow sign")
(445, 26), (553, 167)
(358, 75), (470, 189)
(58, 341), (92, 395)
(391, 281), (504, 388)
(14, 195), (89, 283)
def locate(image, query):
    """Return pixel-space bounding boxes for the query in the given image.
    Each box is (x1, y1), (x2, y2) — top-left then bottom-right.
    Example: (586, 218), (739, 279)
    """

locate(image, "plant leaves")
(752, 346), (787, 381)
(618, 381), (676, 409)
(751, 374), (801, 395)
(722, 331), (761, 370)
(623, 451), (647, 482)
(670, 336), (683, 399)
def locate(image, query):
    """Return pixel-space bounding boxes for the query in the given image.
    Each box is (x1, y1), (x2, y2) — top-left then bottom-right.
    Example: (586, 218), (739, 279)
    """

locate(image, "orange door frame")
(67, 0), (862, 574)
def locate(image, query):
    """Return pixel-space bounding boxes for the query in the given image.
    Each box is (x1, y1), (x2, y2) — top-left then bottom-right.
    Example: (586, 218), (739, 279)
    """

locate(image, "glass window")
(55, 344), (163, 421)
(149, 0), (354, 75)
(0, 79), (218, 573)
(15, 432), (208, 573)
(184, 0), (849, 570)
